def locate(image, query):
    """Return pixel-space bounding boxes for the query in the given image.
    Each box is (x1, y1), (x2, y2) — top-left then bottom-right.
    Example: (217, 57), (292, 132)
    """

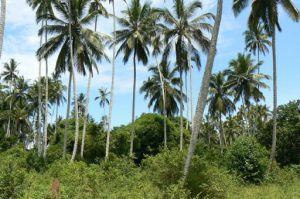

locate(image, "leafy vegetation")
(0, 0), (299, 198)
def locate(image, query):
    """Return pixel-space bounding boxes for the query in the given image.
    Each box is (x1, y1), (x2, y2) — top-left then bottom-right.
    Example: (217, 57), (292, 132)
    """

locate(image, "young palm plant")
(157, 0), (214, 151)
(232, 0), (300, 172)
(115, 0), (153, 156)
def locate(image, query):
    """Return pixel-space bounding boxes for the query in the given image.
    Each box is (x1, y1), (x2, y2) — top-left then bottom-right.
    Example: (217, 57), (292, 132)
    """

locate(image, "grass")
(227, 177), (300, 199)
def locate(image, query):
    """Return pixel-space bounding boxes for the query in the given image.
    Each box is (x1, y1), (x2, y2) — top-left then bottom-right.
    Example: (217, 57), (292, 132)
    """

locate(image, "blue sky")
(2, 0), (300, 127)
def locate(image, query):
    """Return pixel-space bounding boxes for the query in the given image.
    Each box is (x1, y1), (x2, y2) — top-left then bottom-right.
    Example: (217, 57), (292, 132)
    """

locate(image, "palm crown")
(140, 62), (185, 117)
(37, 0), (109, 76)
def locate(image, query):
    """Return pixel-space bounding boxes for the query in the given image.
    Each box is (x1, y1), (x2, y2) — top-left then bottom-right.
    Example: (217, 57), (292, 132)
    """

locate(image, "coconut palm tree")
(0, 0), (6, 59)
(1, 59), (19, 137)
(106, 0), (116, 160)
(72, 93), (86, 117)
(225, 53), (270, 107)
(81, 0), (108, 159)
(115, 0), (153, 156)
(37, 0), (108, 160)
(140, 62), (184, 117)
(27, 0), (55, 159)
(95, 88), (110, 131)
(244, 23), (271, 77)
(232, 0), (300, 172)
(225, 53), (270, 133)
(207, 72), (235, 154)
(5, 77), (31, 139)
(157, 0), (213, 151)
(184, 0), (223, 178)
(50, 74), (66, 136)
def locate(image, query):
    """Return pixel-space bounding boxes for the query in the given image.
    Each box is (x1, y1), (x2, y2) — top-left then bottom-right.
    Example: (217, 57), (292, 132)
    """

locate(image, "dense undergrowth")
(0, 143), (299, 199)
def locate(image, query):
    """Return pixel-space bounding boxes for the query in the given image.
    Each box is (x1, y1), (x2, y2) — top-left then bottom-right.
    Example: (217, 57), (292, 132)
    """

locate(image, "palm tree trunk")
(63, 72), (72, 158)
(185, 71), (189, 130)
(219, 112), (225, 154)
(183, 0), (223, 178)
(130, 48), (137, 156)
(69, 0), (79, 161)
(155, 58), (167, 148)
(268, 27), (277, 173)
(43, 19), (49, 159)
(71, 69), (79, 162)
(0, 0), (6, 59)
(54, 102), (58, 136)
(106, 0), (116, 160)
(5, 81), (12, 137)
(179, 71), (184, 151)
(189, 61), (194, 125)
(81, 73), (91, 159)
(37, 21), (43, 157)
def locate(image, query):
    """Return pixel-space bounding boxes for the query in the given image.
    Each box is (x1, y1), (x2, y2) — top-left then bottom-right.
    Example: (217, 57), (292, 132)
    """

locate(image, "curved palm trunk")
(106, 0), (116, 160)
(63, 72), (72, 158)
(43, 19), (49, 159)
(179, 71), (184, 151)
(0, 0), (6, 59)
(183, 0), (223, 178)
(268, 27), (277, 173)
(129, 49), (137, 156)
(185, 71), (189, 130)
(81, 73), (91, 159)
(156, 58), (167, 148)
(69, 1), (79, 161)
(37, 21), (43, 157)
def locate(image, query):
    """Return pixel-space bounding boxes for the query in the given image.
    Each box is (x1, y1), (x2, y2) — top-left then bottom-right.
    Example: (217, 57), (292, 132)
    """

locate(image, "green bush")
(257, 100), (300, 166)
(226, 136), (268, 183)
(111, 113), (189, 162)
(142, 149), (238, 198)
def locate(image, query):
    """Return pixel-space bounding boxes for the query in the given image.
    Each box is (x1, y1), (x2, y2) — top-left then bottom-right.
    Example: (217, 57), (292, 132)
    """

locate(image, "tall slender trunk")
(63, 72), (72, 158)
(189, 62), (194, 125)
(183, 0), (223, 178)
(5, 80), (12, 137)
(71, 69), (79, 162)
(43, 19), (49, 159)
(156, 58), (167, 148)
(81, 73), (91, 159)
(81, 15), (97, 159)
(0, 0), (6, 59)
(37, 21), (43, 157)
(106, 0), (116, 160)
(219, 112), (225, 154)
(129, 49), (137, 156)
(69, 0), (79, 161)
(179, 71), (184, 151)
(54, 102), (58, 136)
(268, 27), (277, 173)
(185, 71), (189, 130)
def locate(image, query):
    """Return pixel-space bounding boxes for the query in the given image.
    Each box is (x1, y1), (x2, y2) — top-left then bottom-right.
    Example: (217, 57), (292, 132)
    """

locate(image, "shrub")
(226, 136), (268, 183)
(142, 149), (238, 198)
